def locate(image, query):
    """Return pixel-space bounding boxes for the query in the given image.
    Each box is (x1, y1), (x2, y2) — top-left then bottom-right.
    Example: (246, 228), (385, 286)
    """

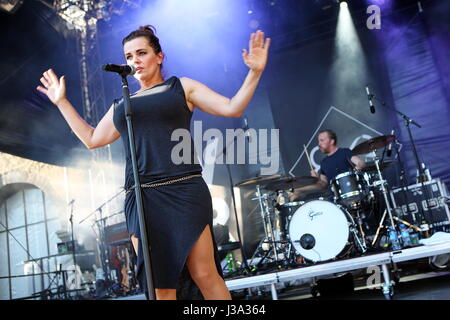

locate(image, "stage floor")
(111, 269), (450, 300)
(110, 241), (450, 300)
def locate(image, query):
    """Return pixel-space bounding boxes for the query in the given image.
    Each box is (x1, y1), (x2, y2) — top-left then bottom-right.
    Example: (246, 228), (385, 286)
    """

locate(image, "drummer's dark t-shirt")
(318, 148), (354, 182)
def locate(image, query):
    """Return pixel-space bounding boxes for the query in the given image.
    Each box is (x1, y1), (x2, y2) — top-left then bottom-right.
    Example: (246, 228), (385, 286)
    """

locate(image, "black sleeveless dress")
(112, 76), (222, 294)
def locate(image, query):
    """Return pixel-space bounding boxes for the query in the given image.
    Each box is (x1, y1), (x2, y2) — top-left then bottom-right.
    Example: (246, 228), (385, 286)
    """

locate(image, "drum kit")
(236, 134), (400, 269)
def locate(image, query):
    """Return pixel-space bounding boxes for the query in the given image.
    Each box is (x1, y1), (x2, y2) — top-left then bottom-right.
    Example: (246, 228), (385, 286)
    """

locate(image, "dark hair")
(318, 129), (337, 145)
(122, 25), (164, 73)
(122, 25), (162, 54)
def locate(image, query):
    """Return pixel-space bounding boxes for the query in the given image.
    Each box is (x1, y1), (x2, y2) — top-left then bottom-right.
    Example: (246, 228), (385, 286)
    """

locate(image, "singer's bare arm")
(37, 69), (120, 149)
(179, 30), (270, 117)
(55, 100), (120, 149)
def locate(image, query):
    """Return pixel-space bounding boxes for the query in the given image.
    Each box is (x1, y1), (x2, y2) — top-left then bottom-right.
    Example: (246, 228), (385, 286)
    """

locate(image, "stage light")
(0, 0), (24, 14)
(329, 0), (370, 109)
(340, 1), (348, 9)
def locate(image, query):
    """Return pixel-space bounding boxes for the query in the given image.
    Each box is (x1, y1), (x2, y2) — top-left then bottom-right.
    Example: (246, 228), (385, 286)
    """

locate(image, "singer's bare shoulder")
(178, 77), (195, 112)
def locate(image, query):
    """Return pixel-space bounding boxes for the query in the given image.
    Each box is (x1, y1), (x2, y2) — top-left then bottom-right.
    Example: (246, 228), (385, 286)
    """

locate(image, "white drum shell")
(288, 200), (349, 262)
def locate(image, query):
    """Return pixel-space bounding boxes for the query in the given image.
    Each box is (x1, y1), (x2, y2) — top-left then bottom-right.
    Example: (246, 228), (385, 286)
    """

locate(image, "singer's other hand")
(310, 169), (319, 177)
(242, 30), (271, 73)
(36, 69), (67, 106)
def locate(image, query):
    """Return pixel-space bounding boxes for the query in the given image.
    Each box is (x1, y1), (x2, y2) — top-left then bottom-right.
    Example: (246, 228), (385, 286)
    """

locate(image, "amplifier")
(390, 178), (450, 231)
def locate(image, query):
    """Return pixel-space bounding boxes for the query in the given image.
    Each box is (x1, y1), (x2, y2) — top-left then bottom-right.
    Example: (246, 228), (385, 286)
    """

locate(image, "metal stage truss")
(225, 241), (450, 300)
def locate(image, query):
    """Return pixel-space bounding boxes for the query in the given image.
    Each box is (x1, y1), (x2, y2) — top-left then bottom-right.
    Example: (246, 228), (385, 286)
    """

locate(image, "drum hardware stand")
(344, 209), (367, 253)
(371, 210), (422, 248)
(254, 185), (280, 262)
(284, 241), (307, 267)
(249, 186), (285, 269)
(372, 209), (388, 247)
(354, 209), (368, 248)
(252, 243), (274, 271)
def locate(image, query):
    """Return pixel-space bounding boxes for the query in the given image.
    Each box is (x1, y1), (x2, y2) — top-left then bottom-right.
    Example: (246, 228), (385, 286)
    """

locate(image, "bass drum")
(288, 200), (350, 262)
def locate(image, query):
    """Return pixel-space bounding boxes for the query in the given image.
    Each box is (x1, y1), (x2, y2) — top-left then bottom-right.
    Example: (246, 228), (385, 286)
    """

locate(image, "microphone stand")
(372, 95), (433, 230)
(95, 208), (111, 287)
(78, 189), (124, 224)
(392, 139), (416, 224)
(120, 74), (156, 300)
(68, 200), (78, 294)
(217, 125), (252, 275)
(371, 96), (423, 182)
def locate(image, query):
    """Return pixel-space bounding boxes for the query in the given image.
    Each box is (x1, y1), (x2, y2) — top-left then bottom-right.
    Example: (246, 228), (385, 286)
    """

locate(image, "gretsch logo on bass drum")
(308, 209), (323, 221)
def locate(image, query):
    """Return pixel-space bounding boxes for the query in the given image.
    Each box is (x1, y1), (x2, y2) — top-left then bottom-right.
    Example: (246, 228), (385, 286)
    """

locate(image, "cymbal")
(351, 135), (395, 155)
(235, 174), (283, 187)
(361, 160), (397, 172)
(265, 176), (319, 191)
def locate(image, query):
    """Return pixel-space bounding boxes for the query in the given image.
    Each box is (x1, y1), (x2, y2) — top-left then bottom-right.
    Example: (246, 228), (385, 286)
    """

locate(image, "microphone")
(386, 129), (395, 157)
(366, 85), (375, 114)
(102, 64), (136, 76)
(68, 199), (75, 205)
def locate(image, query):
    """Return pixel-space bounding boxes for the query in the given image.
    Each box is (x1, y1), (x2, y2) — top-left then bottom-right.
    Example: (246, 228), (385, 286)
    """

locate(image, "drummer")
(311, 129), (366, 188)
(288, 129), (366, 202)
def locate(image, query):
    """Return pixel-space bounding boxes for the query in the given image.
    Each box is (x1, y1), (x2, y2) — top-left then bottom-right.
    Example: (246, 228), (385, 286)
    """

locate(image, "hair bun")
(139, 25), (156, 35)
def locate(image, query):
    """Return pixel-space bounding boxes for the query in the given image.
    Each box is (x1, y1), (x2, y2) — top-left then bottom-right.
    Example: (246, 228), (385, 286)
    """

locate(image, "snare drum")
(330, 171), (368, 208)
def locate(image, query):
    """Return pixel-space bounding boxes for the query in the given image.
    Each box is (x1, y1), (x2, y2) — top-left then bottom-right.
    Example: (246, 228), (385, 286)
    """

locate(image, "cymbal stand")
(372, 151), (397, 230)
(372, 209), (388, 246)
(253, 185), (279, 262)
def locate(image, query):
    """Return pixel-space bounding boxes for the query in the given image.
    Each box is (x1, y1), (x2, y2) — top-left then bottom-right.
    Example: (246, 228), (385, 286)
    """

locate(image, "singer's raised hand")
(36, 69), (67, 106)
(242, 30), (271, 73)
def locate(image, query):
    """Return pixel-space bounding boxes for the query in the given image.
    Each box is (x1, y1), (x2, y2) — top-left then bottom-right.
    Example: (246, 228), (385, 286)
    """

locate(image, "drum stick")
(304, 145), (314, 171)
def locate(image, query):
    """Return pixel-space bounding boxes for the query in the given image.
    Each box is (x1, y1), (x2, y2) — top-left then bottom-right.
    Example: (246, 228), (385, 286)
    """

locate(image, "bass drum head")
(288, 200), (349, 262)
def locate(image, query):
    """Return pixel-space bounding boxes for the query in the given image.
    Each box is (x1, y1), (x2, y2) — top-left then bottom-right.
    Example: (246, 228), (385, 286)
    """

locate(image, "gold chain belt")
(125, 173), (202, 195)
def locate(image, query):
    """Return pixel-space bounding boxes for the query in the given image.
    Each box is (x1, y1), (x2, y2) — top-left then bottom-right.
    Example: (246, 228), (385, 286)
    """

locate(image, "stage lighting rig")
(48, 0), (143, 30)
